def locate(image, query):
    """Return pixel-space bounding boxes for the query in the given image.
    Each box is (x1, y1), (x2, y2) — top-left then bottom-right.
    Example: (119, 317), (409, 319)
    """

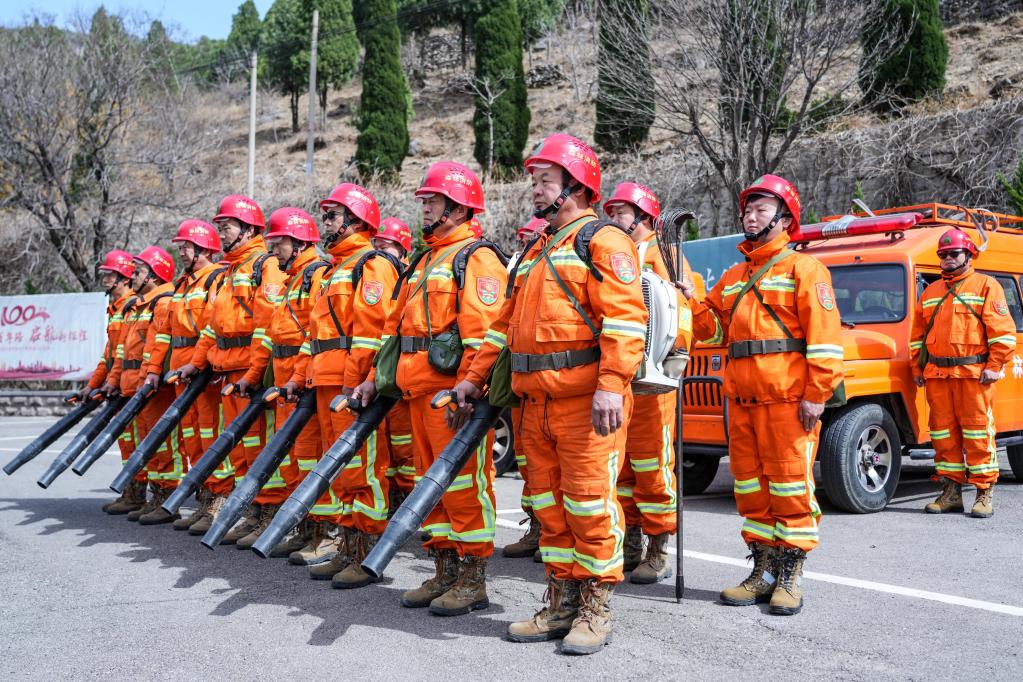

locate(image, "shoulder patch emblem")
(263, 283), (283, 301)
(610, 252), (637, 284)
(477, 276), (499, 305)
(816, 283), (835, 311)
(995, 300), (1009, 316)
(362, 280), (384, 306)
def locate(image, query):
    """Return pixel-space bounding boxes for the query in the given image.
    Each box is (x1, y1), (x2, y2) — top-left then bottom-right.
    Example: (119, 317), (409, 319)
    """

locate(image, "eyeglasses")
(939, 249), (967, 259)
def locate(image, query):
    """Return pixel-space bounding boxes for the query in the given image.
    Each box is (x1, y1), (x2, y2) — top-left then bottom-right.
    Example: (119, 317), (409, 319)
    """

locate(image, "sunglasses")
(939, 249), (967, 259)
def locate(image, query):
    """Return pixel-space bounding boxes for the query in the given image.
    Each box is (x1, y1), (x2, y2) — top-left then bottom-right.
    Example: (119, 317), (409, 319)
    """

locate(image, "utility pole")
(247, 50), (257, 198)
(306, 9), (319, 178)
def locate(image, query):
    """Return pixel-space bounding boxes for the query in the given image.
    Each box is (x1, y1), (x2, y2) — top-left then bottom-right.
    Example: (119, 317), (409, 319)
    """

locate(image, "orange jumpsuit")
(108, 282), (183, 489)
(467, 211), (648, 583)
(144, 264), (232, 496)
(690, 232), (842, 552)
(89, 293), (136, 465)
(910, 267), (1016, 489)
(389, 222), (505, 558)
(189, 237), (287, 502)
(260, 248), (329, 500)
(618, 234), (693, 536)
(293, 232), (398, 534)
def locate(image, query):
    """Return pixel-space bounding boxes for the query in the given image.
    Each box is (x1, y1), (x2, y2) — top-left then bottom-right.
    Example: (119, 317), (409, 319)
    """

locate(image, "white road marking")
(0, 435), (36, 441)
(493, 518), (1023, 617)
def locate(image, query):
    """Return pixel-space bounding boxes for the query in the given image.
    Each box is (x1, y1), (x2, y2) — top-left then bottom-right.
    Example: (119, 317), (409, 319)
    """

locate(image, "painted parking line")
(493, 518), (1023, 617)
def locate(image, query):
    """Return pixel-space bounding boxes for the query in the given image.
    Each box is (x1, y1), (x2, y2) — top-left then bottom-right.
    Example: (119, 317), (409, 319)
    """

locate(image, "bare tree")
(0, 12), (225, 292)
(598, 0), (908, 221)
(466, 73), (511, 176)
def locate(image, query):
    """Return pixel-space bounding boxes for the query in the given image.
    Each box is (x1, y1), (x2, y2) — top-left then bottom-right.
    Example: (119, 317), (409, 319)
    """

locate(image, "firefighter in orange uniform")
(103, 246), (179, 524)
(258, 207), (330, 557)
(142, 221), (228, 533)
(460, 134), (648, 654)
(910, 228), (1016, 518)
(176, 194), (287, 547)
(678, 174), (843, 616)
(353, 161), (506, 616)
(501, 216), (548, 561)
(372, 217), (416, 508)
(90, 250), (140, 515)
(604, 182), (693, 584)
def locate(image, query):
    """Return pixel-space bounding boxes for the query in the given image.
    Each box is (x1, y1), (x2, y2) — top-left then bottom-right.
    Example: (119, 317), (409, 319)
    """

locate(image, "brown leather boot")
(289, 520), (337, 565)
(270, 518), (313, 558)
(107, 480), (147, 515)
(309, 527), (351, 580)
(236, 503), (279, 550)
(503, 511), (541, 558)
(507, 576), (580, 642)
(188, 492), (225, 536)
(173, 488), (210, 530)
(720, 542), (776, 606)
(623, 525), (644, 572)
(222, 504), (261, 545)
(970, 485), (994, 518)
(401, 548), (459, 608)
(630, 532), (672, 584)
(769, 546), (807, 615)
(332, 530), (383, 589)
(138, 486), (180, 525)
(429, 555), (490, 616)
(127, 483), (158, 522)
(924, 479), (964, 514)
(561, 579), (614, 655)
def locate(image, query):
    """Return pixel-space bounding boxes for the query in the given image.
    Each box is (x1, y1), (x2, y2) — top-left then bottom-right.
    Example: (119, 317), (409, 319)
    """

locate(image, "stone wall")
(0, 392), (72, 417)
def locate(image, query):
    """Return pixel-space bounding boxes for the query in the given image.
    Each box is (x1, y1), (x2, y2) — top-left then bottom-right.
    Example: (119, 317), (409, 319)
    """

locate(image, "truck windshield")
(828, 264), (906, 323)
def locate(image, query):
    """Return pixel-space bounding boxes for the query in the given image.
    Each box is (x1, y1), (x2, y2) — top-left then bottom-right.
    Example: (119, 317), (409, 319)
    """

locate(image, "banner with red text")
(0, 293), (107, 381)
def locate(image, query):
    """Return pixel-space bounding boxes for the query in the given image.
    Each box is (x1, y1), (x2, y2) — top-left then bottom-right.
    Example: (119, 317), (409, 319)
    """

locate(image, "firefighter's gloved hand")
(143, 372), (160, 390)
(176, 363), (199, 381)
(101, 382), (118, 398)
(592, 390), (624, 436)
(351, 380), (377, 407)
(798, 399), (825, 432)
(979, 369), (1001, 385)
(676, 276), (696, 301)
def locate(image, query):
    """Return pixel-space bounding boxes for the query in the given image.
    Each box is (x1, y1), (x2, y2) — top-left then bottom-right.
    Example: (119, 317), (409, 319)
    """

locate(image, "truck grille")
(682, 353), (726, 408)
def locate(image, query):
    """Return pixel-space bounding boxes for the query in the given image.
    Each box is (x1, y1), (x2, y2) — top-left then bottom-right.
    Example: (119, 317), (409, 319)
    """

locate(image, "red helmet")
(134, 246), (175, 283)
(265, 207), (320, 243)
(213, 194), (265, 230)
(604, 182), (660, 221)
(739, 174), (802, 231)
(517, 217), (547, 238)
(469, 216), (483, 238)
(98, 249), (135, 279)
(172, 219), (222, 252)
(415, 161), (486, 212)
(525, 133), (602, 204)
(375, 217), (413, 253)
(936, 228), (978, 256)
(319, 183), (381, 229)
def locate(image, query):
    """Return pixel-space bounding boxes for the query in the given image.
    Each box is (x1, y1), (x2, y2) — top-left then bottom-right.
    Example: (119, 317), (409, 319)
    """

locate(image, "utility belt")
(216, 335), (252, 350)
(728, 338), (806, 359)
(272, 344), (302, 359)
(510, 346), (601, 373)
(310, 336), (351, 355)
(398, 331), (463, 376)
(171, 335), (199, 349)
(400, 336), (431, 353)
(928, 353), (989, 368)
(121, 359), (143, 370)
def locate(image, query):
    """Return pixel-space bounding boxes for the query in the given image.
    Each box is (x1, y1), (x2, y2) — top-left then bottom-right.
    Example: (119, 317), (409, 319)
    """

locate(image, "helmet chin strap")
(104, 275), (128, 297)
(534, 175), (582, 222)
(224, 224), (253, 253)
(423, 198), (455, 237)
(742, 210), (784, 242)
(282, 238), (301, 272)
(324, 209), (353, 248)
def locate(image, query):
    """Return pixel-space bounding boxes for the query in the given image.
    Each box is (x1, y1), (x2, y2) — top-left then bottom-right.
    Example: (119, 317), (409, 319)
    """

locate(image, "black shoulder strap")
(451, 240), (510, 313)
(252, 253), (272, 288)
(122, 296), (140, 315)
(391, 248), (430, 301)
(573, 219), (623, 283)
(301, 260), (331, 294)
(506, 235), (543, 298)
(204, 266), (229, 291)
(352, 251), (404, 291)
(147, 291), (173, 311)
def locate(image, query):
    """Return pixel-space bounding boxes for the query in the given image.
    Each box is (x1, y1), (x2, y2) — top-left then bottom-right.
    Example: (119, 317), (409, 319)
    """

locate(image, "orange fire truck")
(681, 203), (1023, 512)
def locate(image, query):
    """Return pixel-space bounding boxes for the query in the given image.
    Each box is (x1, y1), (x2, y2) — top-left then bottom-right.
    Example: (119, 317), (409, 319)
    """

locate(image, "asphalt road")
(1, 416), (1021, 681)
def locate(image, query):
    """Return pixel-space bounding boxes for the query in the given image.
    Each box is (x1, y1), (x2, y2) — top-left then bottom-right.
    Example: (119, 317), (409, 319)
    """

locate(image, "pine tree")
(472, 0), (530, 175)
(860, 0), (948, 110)
(999, 158), (1023, 216)
(594, 0), (654, 152)
(518, 0), (563, 49)
(355, 0), (409, 178)
(226, 0), (263, 58)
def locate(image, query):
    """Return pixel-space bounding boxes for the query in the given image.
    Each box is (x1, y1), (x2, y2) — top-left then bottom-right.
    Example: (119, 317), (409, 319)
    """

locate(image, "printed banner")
(0, 293), (107, 381)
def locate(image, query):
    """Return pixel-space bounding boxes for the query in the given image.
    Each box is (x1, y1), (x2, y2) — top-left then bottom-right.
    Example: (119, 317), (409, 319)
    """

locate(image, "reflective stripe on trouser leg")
(521, 393), (629, 583)
(729, 403), (775, 546)
(334, 406), (391, 535)
(926, 378), (968, 485)
(118, 418), (146, 482)
(510, 406), (533, 513)
(138, 386), (185, 489)
(958, 381), (999, 488)
(622, 392), (677, 535)
(304, 386), (345, 522)
(386, 400), (415, 494)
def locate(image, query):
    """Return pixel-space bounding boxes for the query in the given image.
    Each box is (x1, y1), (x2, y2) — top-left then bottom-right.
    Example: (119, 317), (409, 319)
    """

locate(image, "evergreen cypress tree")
(356, 0), (409, 178)
(226, 0), (263, 57)
(472, 0), (530, 175)
(860, 0), (948, 110)
(595, 0), (654, 152)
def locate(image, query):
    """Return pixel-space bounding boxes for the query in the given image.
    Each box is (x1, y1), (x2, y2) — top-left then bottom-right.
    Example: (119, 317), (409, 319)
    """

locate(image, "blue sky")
(0, 1), (274, 42)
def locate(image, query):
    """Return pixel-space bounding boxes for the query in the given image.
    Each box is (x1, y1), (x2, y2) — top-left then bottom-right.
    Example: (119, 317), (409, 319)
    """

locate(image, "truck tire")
(680, 455), (720, 496)
(819, 403), (902, 514)
(493, 409), (517, 477)
(1007, 443), (1023, 482)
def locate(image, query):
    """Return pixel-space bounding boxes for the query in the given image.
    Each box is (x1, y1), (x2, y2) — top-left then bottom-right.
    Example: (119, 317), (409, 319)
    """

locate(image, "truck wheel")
(819, 403), (902, 514)
(493, 409), (517, 477)
(681, 456), (720, 496)
(1007, 444), (1023, 481)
